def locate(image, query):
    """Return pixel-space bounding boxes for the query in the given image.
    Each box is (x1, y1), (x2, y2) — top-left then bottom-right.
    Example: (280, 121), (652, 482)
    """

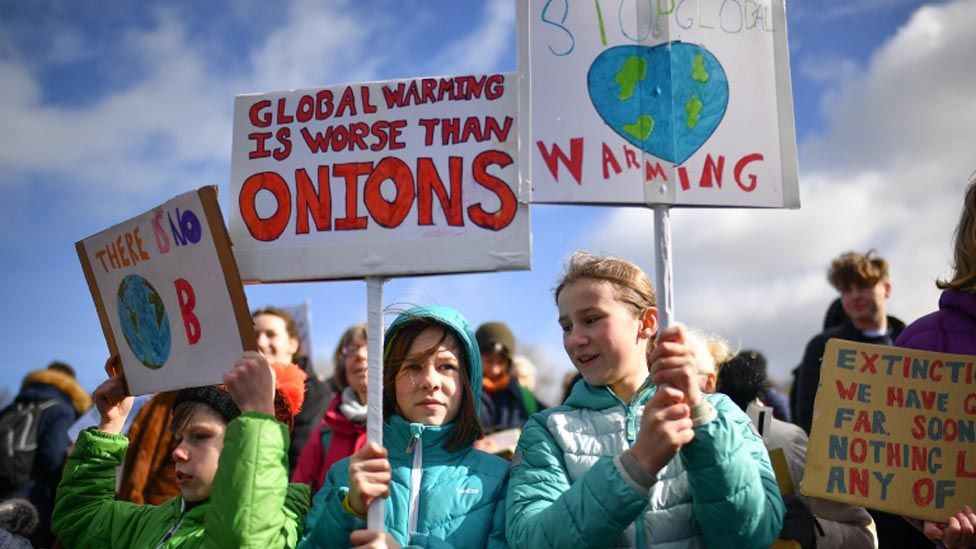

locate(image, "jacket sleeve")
(291, 422), (325, 491)
(781, 423), (877, 548)
(299, 457), (365, 549)
(505, 414), (648, 548)
(205, 412), (310, 549)
(794, 335), (827, 434)
(51, 429), (150, 548)
(679, 395), (785, 549)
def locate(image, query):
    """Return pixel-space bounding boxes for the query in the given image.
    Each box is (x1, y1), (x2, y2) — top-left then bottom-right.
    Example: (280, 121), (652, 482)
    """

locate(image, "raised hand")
(347, 442), (392, 516)
(924, 505), (976, 548)
(647, 324), (702, 407)
(224, 351), (276, 416)
(628, 385), (695, 475)
(93, 355), (134, 434)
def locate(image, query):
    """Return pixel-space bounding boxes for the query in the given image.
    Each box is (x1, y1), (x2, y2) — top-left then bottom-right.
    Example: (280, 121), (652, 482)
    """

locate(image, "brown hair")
(938, 174), (976, 292)
(554, 251), (658, 358)
(252, 306), (303, 358)
(827, 250), (889, 292)
(46, 361), (76, 378)
(332, 322), (368, 390)
(170, 401), (224, 435)
(383, 318), (483, 452)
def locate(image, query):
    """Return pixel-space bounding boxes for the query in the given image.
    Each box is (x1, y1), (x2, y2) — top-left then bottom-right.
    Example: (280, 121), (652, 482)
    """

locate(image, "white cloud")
(798, 54), (858, 86)
(585, 0), (976, 383)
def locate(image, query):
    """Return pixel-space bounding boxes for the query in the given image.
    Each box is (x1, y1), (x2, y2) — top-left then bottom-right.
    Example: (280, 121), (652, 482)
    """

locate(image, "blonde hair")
(554, 251), (657, 313)
(938, 174), (976, 292)
(686, 328), (733, 375)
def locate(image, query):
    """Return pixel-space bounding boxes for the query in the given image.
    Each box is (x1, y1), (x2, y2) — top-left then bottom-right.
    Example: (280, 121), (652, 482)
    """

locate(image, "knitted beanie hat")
(172, 362), (307, 431)
(475, 321), (516, 358)
(173, 385), (241, 424)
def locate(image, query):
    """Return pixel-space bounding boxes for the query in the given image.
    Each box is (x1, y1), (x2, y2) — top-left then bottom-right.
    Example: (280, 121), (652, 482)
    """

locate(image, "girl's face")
(557, 278), (657, 400)
(254, 313), (299, 366)
(394, 327), (463, 426)
(343, 336), (368, 401)
(171, 406), (226, 503)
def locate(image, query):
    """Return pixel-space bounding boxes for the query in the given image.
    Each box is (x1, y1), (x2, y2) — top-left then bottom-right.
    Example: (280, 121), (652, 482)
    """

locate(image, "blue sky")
(1, 0), (970, 406)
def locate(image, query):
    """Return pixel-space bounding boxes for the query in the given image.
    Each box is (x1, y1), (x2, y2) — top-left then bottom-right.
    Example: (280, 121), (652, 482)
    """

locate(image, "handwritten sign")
(229, 73), (530, 282)
(77, 187), (254, 395)
(520, 0), (798, 207)
(802, 340), (976, 521)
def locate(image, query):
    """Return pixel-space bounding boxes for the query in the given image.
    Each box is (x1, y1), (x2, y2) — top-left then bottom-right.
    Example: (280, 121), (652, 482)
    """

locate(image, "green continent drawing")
(616, 56), (647, 100)
(624, 114), (655, 140)
(692, 54), (709, 83)
(685, 96), (703, 129)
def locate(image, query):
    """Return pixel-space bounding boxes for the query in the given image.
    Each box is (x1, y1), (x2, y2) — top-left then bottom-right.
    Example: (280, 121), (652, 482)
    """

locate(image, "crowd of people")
(1, 176), (974, 548)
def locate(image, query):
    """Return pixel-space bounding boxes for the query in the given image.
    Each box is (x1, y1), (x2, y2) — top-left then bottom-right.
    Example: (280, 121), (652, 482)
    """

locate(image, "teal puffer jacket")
(300, 306), (509, 548)
(506, 380), (784, 548)
(52, 412), (310, 548)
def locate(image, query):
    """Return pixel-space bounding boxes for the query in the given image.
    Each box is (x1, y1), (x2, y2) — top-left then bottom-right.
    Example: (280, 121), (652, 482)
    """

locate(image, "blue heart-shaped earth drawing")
(588, 42), (728, 165)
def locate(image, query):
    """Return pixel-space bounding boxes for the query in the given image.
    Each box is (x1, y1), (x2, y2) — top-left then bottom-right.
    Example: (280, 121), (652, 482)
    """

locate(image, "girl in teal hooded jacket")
(506, 252), (785, 548)
(301, 306), (509, 548)
(52, 353), (310, 548)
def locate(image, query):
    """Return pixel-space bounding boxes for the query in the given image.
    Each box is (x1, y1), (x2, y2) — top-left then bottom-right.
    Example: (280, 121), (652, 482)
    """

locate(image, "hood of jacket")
(20, 369), (91, 415)
(384, 305), (483, 415)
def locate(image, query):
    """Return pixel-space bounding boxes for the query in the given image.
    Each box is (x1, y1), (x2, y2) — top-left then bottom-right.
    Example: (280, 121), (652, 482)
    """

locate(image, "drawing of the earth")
(116, 274), (171, 369)
(587, 42), (729, 165)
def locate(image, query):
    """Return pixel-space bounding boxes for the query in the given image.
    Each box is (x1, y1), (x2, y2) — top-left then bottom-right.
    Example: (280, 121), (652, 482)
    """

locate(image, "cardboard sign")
(521, 0), (799, 207)
(77, 187), (254, 395)
(229, 73), (530, 282)
(802, 340), (976, 522)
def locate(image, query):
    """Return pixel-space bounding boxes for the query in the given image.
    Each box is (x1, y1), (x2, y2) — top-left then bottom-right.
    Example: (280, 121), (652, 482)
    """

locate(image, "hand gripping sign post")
(229, 74), (529, 528)
(519, 0), (799, 327)
(77, 187), (255, 395)
(802, 340), (976, 522)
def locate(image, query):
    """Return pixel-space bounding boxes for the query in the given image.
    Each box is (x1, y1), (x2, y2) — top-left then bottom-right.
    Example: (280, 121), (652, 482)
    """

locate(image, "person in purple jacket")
(896, 173), (976, 549)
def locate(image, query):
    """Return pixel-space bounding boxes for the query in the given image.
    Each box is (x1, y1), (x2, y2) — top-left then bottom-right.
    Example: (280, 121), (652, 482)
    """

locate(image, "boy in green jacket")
(52, 352), (310, 548)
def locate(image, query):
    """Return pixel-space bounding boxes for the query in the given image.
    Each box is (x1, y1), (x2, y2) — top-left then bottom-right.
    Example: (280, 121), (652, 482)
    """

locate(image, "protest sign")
(522, 0), (799, 208)
(77, 187), (254, 395)
(229, 73), (530, 283)
(802, 339), (976, 522)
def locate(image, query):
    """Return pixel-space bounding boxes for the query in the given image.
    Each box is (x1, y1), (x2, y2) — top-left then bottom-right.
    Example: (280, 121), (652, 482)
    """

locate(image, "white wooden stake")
(654, 205), (674, 330)
(365, 276), (386, 530)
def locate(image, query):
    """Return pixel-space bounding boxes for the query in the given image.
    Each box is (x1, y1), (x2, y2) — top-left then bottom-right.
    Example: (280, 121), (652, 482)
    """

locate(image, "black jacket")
(793, 315), (905, 435)
(288, 356), (331, 473)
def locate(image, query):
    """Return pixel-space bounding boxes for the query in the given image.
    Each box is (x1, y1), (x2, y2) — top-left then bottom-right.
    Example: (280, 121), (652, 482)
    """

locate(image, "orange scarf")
(482, 371), (511, 395)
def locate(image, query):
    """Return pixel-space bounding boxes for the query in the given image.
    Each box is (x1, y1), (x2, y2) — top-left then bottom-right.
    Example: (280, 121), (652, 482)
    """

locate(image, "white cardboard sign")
(522, 0), (799, 208)
(230, 73), (530, 282)
(77, 188), (254, 395)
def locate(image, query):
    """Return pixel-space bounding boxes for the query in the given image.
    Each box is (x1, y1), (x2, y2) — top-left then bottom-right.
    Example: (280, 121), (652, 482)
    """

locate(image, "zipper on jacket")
(154, 499), (187, 549)
(406, 433), (423, 534)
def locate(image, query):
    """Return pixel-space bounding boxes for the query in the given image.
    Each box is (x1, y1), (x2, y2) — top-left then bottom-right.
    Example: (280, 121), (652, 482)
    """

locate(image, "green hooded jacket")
(53, 412), (310, 548)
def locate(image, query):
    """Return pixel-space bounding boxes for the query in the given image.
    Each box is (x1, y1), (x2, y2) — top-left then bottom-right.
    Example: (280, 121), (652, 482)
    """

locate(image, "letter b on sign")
(174, 278), (201, 345)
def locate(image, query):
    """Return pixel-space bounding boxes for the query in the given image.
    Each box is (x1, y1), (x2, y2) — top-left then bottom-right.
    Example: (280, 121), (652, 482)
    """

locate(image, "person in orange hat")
(52, 352), (310, 548)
